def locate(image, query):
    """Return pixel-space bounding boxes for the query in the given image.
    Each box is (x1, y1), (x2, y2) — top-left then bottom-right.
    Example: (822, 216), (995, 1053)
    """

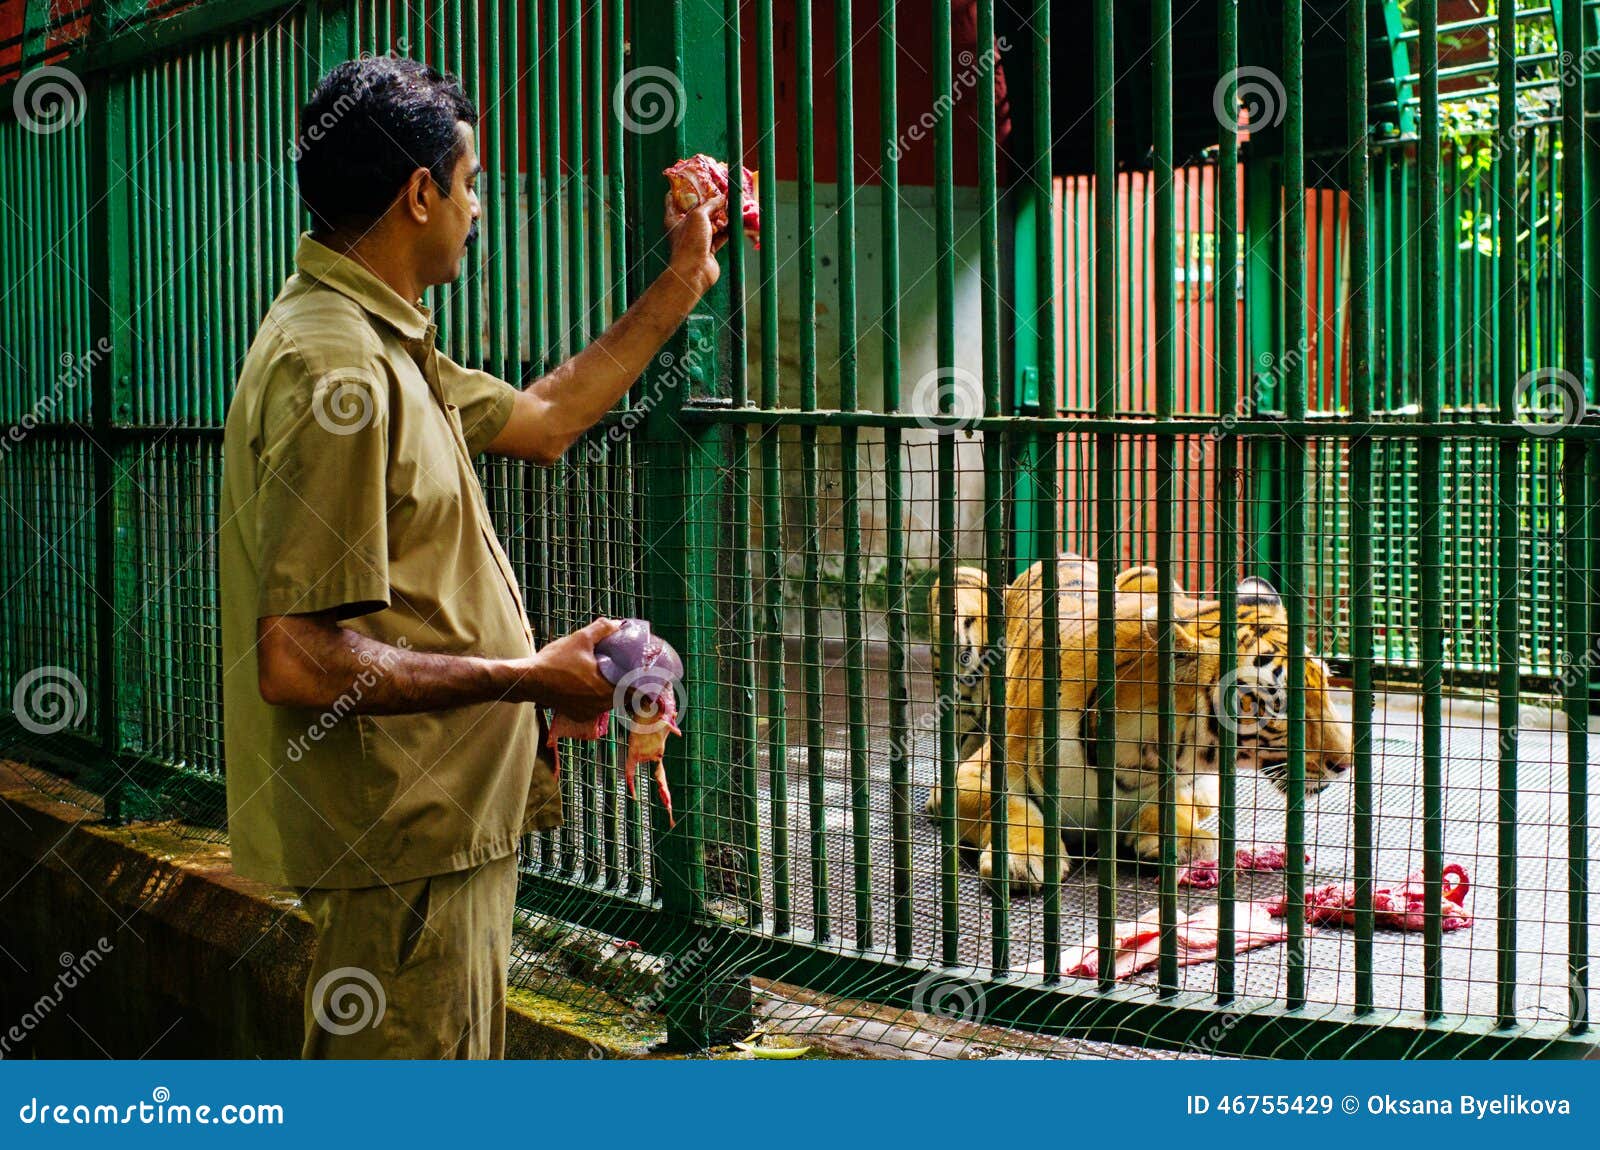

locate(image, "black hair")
(295, 55), (477, 235)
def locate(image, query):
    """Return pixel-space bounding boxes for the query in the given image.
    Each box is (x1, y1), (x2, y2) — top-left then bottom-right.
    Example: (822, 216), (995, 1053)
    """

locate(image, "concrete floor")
(725, 641), (1600, 1026)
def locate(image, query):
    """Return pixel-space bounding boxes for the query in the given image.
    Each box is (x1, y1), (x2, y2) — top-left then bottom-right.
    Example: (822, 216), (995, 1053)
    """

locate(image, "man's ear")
(398, 166), (434, 226)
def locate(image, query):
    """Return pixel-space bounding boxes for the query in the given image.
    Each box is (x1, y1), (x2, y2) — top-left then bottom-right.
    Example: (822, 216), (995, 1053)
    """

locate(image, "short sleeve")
(253, 360), (392, 620)
(437, 354), (520, 456)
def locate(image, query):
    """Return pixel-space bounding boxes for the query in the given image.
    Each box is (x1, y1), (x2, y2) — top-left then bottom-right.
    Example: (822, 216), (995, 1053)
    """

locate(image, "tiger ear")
(1141, 605), (1204, 651)
(1237, 576), (1281, 604)
(1114, 565), (1189, 599)
(1113, 566), (1163, 596)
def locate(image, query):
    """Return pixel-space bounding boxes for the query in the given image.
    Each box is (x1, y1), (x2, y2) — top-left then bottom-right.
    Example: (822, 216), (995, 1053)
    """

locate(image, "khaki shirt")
(218, 234), (559, 890)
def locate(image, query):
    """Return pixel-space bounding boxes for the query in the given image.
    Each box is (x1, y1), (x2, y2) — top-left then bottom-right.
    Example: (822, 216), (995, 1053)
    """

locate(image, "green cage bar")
(976, 0), (1009, 974)
(1418, 0), (1446, 1020)
(755, 0), (790, 937)
(794, 0), (828, 944)
(543, 0), (562, 364)
(1151, 0), (1178, 994)
(1282, 0), (1308, 1011)
(1213, 0), (1240, 1004)
(724, 0), (761, 924)
(1494, 0), (1521, 1028)
(1347, 0), (1376, 1016)
(1092, 0), (1119, 991)
(1560, 0), (1591, 1035)
(834, 0), (872, 950)
(1, 0), (1598, 1062)
(1030, 0), (1063, 983)
(933, 0), (959, 969)
(880, 0), (912, 962)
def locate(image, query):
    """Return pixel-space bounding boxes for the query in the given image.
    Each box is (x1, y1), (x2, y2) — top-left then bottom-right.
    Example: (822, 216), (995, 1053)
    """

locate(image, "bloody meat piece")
(545, 618), (685, 826)
(1270, 864), (1473, 932)
(1032, 902), (1291, 981)
(664, 154), (760, 248)
(1177, 846), (1309, 890)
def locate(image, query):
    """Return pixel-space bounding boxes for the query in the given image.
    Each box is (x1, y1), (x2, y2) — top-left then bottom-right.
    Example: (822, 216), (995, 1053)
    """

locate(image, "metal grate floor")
(733, 643), (1600, 1035)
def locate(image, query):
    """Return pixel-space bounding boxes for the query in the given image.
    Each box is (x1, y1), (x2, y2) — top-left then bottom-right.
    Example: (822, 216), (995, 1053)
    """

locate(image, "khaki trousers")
(298, 852), (518, 1059)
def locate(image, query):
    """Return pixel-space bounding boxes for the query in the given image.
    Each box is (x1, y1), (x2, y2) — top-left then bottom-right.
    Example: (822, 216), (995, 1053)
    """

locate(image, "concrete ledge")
(0, 761), (647, 1059)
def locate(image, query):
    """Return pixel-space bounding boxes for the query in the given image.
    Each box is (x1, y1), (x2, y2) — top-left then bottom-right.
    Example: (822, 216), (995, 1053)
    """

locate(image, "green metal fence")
(1, 0), (1597, 1058)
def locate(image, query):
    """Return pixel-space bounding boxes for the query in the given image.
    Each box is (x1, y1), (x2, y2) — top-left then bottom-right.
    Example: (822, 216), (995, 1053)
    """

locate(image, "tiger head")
(927, 566), (993, 756)
(1169, 576), (1353, 796)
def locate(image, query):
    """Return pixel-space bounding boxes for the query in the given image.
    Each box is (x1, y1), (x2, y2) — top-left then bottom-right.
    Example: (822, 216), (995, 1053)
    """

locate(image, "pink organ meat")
(1271, 863), (1474, 932)
(1176, 846), (1309, 890)
(664, 154), (760, 248)
(545, 618), (685, 826)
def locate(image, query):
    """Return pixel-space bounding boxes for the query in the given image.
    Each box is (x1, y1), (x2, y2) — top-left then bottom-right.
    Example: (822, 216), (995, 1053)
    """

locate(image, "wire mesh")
(0, 0), (1595, 1059)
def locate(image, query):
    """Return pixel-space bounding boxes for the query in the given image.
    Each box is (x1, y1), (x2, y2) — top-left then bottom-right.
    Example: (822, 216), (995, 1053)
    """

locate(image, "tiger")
(926, 552), (1353, 892)
(926, 558), (1160, 763)
(925, 566), (994, 761)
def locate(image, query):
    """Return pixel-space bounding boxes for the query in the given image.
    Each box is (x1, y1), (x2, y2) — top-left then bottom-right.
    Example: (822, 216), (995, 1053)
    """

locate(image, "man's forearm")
(523, 266), (705, 451)
(258, 616), (527, 715)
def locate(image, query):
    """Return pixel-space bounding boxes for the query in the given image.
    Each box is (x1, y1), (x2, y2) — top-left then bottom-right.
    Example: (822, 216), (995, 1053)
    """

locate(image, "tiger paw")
(1128, 824), (1217, 866)
(977, 845), (1061, 893)
(923, 786), (943, 817)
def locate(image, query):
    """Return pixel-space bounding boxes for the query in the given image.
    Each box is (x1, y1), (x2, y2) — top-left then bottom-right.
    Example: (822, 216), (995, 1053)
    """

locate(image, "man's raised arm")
(484, 192), (727, 464)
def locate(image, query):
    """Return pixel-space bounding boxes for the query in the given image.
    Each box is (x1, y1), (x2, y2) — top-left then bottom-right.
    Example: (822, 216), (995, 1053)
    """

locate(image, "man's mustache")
(465, 220), (480, 247)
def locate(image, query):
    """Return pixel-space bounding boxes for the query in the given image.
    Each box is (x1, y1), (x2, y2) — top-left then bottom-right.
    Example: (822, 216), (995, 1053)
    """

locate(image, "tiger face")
(927, 566), (991, 761)
(1209, 585), (1350, 793)
(1203, 578), (1354, 796)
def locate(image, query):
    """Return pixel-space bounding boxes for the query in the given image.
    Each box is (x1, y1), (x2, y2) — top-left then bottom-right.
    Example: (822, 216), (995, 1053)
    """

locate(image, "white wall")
(745, 180), (995, 585)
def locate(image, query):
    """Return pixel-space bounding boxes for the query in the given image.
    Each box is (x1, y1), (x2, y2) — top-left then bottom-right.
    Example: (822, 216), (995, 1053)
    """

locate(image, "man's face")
(419, 122), (480, 287)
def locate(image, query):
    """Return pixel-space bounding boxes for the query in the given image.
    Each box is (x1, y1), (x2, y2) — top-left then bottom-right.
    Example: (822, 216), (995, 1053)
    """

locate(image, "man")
(217, 56), (724, 1058)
